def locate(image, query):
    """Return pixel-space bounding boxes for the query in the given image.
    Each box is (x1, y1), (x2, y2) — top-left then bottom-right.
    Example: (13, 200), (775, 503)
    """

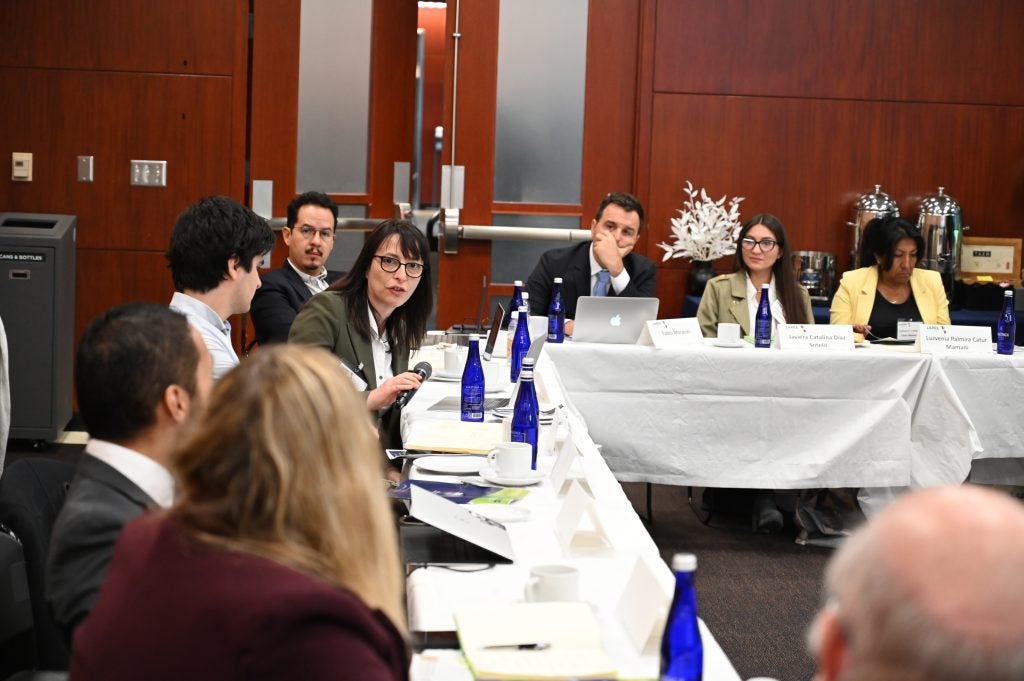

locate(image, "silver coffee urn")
(916, 186), (967, 297)
(847, 184), (899, 270)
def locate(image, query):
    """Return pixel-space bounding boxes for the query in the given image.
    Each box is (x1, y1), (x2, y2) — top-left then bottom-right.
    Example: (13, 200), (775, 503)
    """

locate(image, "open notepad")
(404, 420), (505, 454)
(455, 602), (617, 680)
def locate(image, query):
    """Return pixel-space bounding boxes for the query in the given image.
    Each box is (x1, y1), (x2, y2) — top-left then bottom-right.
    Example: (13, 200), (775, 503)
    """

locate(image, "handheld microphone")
(393, 361), (432, 409)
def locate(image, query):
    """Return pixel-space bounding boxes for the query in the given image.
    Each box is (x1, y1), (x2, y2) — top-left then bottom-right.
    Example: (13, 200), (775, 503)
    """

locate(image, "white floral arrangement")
(657, 181), (745, 262)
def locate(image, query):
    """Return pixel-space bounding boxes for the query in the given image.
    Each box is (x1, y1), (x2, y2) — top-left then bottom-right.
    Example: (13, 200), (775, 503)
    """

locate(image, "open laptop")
(572, 296), (660, 344)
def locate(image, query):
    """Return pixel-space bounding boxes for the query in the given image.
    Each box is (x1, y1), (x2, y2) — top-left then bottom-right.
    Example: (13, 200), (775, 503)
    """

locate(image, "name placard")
(916, 325), (992, 354)
(637, 318), (703, 348)
(777, 324), (855, 351)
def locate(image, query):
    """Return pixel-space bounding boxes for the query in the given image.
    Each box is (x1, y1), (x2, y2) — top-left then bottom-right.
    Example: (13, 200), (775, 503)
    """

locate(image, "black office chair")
(0, 458), (77, 673)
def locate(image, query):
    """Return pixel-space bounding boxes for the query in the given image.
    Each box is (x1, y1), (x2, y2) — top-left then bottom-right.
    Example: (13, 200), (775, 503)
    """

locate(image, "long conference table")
(400, 346), (743, 681)
(545, 341), (1024, 491)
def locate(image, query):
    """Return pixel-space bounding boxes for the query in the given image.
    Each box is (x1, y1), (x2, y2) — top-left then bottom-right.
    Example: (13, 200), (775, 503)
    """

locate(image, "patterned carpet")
(623, 483), (833, 681)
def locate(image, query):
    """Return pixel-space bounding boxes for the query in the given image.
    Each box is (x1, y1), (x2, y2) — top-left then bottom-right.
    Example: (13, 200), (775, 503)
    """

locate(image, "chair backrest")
(0, 528), (33, 677)
(0, 458), (77, 671)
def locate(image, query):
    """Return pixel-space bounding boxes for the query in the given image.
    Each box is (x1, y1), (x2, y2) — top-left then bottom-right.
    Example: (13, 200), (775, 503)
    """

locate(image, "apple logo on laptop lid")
(609, 314), (622, 327)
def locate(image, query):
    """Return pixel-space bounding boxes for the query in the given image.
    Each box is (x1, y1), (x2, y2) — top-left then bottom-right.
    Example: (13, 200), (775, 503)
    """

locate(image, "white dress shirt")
(589, 245), (630, 295)
(169, 291), (238, 381)
(286, 258), (330, 296)
(86, 438), (175, 509)
(367, 303), (394, 387)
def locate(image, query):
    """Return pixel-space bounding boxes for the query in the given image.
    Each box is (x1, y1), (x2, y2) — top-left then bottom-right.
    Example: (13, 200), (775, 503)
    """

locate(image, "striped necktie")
(593, 269), (611, 297)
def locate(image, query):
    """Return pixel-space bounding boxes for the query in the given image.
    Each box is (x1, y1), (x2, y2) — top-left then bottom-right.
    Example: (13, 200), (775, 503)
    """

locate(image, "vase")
(687, 260), (715, 296)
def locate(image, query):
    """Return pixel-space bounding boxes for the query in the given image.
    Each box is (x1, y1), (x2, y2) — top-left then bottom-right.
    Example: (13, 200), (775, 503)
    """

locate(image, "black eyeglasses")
(292, 225), (335, 241)
(740, 237), (778, 252)
(374, 255), (424, 278)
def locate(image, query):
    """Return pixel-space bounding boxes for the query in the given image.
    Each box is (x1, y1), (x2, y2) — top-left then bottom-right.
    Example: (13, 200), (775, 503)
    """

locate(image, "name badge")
(637, 318), (703, 348)
(916, 325), (992, 354)
(777, 324), (856, 351)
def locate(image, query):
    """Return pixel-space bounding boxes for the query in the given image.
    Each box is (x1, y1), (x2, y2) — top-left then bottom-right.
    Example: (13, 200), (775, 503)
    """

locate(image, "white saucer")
(432, 372), (463, 382)
(468, 505), (531, 523)
(414, 455), (486, 475)
(431, 374), (505, 393)
(712, 338), (747, 348)
(478, 466), (544, 487)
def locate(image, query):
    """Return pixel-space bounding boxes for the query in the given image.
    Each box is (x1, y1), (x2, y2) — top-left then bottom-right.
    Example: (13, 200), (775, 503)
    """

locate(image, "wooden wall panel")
(0, 1), (248, 376)
(646, 94), (1024, 275)
(0, 0), (237, 75)
(367, 1), (420, 217)
(250, 0), (301, 218)
(653, 0), (1024, 106)
(638, 0), (1024, 319)
(0, 68), (235, 251)
(580, 0), (642, 229)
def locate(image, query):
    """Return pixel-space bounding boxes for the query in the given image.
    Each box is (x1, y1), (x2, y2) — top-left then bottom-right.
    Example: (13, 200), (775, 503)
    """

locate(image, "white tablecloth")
(402, 347), (742, 681)
(545, 341), (1004, 489)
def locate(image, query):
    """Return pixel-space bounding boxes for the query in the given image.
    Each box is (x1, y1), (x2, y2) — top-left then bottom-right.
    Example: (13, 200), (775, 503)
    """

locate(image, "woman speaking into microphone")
(290, 219), (433, 450)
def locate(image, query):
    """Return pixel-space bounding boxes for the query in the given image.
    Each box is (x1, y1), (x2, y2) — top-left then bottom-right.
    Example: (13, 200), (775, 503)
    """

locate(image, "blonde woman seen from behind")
(71, 346), (408, 681)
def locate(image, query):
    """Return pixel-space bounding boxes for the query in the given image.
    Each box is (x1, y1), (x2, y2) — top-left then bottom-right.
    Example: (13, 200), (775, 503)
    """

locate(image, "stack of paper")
(455, 603), (617, 680)
(404, 420), (505, 454)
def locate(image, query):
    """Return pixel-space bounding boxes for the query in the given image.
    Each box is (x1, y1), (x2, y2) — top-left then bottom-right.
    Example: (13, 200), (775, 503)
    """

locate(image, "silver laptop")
(572, 296), (660, 344)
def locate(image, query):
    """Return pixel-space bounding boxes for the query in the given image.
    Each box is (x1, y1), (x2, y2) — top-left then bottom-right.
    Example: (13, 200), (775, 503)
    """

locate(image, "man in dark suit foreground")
(45, 303), (212, 637)
(526, 192), (656, 335)
(250, 191), (344, 345)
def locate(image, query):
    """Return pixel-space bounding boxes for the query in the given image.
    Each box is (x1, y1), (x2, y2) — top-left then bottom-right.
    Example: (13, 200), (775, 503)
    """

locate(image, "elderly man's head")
(808, 486), (1024, 681)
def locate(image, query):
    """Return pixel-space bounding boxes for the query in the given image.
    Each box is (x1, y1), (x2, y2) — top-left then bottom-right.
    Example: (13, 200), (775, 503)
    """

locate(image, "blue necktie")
(593, 270), (611, 297)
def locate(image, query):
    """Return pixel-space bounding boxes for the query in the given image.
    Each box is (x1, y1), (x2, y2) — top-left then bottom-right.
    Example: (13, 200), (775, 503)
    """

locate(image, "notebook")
(572, 296), (660, 344)
(455, 602), (617, 680)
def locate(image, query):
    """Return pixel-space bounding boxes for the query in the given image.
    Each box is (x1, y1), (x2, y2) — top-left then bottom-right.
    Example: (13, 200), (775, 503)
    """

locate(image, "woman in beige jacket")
(697, 213), (814, 339)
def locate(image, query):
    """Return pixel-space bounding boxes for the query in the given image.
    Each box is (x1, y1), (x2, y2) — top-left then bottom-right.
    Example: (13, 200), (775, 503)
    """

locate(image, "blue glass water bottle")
(754, 283), (772, 348)
(661, 552), (703, 681)
(460, 334), (485, 422)
(510, 304), (531, 382)
(506, 279), (524, 328)
(996, 289), (1016, 356)
(548, 277), (565, 343)
(511, 357), (539, 468)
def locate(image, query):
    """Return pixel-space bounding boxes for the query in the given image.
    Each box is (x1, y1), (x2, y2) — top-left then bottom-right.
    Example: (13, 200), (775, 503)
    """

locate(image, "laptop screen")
(482, 303), (505, 361)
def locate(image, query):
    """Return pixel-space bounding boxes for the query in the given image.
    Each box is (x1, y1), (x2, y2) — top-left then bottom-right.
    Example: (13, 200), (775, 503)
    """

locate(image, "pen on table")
(481, 642), (550, 651)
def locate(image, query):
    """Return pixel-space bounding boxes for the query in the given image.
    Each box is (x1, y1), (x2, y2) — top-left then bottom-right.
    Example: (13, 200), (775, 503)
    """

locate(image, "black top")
(868, 290), (922, 339)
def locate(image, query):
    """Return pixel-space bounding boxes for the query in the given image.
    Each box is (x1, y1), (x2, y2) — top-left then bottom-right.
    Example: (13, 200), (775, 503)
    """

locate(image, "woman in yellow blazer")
(831, 216), (950, 340)
(697, 213), (814, 339)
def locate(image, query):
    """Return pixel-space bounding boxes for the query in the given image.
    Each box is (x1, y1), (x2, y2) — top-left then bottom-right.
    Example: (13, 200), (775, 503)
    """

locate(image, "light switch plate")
(12, 152), (32, 181)
(130, 160), (167, 187)
(77, 155), (94, 182)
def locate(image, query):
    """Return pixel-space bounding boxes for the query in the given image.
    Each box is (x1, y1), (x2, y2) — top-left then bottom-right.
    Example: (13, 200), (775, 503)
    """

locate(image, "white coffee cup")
(525, 564), (579, 602)
(444, 346), (468, 374)
(488, 442), (532, 478)
(718, 322), (741, 343)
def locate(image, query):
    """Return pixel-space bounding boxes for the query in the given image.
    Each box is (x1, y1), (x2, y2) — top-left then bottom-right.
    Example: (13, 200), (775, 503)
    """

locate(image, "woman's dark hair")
(733, 213), (811, 325)
(865, 216), (924, 272)
(327, 219), (433, 353)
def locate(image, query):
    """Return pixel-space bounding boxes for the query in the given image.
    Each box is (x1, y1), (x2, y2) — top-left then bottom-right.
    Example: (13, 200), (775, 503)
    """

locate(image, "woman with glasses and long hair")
(696, 213), (813, 533)
(696, 213), (813, 339)
(72, 346), (408, 681)
(290, 219), (433, 450)
(831, 216), (949, 341)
